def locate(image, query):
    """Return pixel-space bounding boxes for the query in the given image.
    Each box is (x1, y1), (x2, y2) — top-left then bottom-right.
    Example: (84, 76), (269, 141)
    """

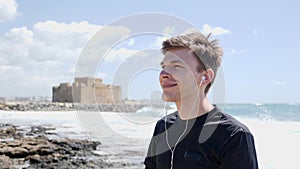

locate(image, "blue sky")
(0, 0), (299, 103)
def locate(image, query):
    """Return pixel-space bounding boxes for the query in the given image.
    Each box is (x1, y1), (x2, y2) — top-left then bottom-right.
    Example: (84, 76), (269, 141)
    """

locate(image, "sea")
(1, 103), (299, 169)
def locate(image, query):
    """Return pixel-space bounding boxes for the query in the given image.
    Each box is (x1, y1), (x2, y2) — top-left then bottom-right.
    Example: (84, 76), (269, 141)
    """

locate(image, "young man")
(144, 32), (258, 169)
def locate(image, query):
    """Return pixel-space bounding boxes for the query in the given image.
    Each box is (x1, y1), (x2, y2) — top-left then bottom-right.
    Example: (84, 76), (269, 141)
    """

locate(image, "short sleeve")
(144, 120), (164, 169)
(144, 137), (157, 169)
(219, 131), (258, 169)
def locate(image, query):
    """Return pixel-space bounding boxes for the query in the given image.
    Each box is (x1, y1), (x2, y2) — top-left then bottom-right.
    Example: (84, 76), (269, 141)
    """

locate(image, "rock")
(50, 138), (101, 152)
(0, 123), (109, 168)
(26, 126), (55, 136)
(26, 154), (42, 164)
(0, 155), (14, 169)
(58, 103), (64, 107)
(65, 103), (73, 108)
(0, 103), (5, 110)
(7, 140), (22, 147)
(0, 146), (29, 158)
(0, 123), (144, 168)
(0, 101), (149, 112)
(6, 102), (17, 108)
(0, 123), (17, 139)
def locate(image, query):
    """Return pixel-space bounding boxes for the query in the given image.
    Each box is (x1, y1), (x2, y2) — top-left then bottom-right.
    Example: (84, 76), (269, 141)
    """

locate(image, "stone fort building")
(52, 77), (122, 104)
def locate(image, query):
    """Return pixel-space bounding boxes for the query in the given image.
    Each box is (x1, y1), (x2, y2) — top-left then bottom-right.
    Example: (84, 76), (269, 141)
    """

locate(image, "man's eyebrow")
(160, 60), (184, 66)
(170, 60), (184, 64)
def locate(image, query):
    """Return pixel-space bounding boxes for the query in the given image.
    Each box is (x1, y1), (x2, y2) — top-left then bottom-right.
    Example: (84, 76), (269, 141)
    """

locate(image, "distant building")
(52, 83), (73, 103)
(52, 77), (122, 104)
(0, 96), (51, 103)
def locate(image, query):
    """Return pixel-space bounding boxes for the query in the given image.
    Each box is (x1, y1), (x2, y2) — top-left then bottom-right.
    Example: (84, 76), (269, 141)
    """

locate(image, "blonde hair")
(161, 32), (224, 94)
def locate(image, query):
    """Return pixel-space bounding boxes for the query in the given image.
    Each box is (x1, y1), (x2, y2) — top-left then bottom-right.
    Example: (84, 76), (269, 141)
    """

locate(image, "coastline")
(0, 102), (154, 112)
(0, 122), (145, 169)
(0, 109), (153, 169)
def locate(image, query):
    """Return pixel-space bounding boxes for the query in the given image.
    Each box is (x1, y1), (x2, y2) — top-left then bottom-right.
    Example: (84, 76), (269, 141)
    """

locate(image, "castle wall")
(78, 86), (96, 103)
(111, 86), (122, 103)
(94, 85), (122, 104)
(52, 83), (73, 102)
(94, 85), (107, 103)
(53, 77), (122, 104)
(72, 81), (82, 103)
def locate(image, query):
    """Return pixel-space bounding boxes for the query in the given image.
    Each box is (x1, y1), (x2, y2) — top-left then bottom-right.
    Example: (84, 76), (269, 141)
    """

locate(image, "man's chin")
(162, 94), (178, 102)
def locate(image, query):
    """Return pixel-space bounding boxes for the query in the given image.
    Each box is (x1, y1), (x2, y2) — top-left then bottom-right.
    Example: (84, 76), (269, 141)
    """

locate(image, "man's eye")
(174, 65), (182, 68)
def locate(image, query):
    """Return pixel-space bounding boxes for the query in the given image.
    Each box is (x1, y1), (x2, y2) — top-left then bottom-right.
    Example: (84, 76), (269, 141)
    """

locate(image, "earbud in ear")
(199, 76), (206, 88)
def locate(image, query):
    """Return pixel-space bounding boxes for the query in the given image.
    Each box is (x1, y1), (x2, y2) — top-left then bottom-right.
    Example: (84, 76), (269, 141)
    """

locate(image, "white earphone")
(164, 75), (206, 169)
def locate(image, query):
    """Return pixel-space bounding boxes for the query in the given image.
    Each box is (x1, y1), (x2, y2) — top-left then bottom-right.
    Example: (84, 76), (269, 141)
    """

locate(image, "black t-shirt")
(144, 106), (258, 169)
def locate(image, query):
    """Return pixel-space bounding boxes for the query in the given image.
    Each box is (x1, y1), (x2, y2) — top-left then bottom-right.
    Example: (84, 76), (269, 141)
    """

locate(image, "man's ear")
(203, 68), (214, 84)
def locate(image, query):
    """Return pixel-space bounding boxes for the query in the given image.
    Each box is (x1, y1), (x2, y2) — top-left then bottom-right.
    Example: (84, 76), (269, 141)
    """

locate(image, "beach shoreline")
(0, 122), (145, 169)
(0, 101), (156, 112)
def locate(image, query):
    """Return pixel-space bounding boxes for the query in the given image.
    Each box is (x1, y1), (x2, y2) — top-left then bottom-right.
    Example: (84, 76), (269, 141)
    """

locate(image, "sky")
(0, 0), (299, 103)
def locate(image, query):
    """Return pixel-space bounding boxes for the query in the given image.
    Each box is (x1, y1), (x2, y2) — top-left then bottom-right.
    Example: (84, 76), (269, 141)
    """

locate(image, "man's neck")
(175, 97), (214, 120)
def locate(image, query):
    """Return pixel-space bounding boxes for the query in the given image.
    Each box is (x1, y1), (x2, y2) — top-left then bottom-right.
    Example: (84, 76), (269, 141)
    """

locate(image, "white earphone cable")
(164, 77), (205, 169)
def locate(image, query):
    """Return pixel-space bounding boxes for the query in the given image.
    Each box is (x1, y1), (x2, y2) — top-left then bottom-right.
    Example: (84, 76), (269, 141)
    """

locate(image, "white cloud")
(104, 48), (142, 62)
(150, 25), (229, 49)
(96, 72), (107, 79)
(162, 26), (176, 35)
(254, 28), (264, 36)
(273, 81), (287, 86)
(0, 0), (19, 23)
(0, 20), (132, 96)
(150, 36), (169, 48)
(227, 49), (245, 56)
(0, 21), (100, 66)
(151, 27), (201, 48)
(34, 20), (101, 34)
(33, 21), (101, 49)
(0, 65), (24, 79)
(202, 24), (230, 36)
(127, 38), (135, 46)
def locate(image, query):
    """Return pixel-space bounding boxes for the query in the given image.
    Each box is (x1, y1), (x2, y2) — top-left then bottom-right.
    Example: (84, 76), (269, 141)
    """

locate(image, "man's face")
(160, 48), (201, 103)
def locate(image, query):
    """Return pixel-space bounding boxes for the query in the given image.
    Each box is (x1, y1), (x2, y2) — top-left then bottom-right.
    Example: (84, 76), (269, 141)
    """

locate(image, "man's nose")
(160, 70), (170, 78)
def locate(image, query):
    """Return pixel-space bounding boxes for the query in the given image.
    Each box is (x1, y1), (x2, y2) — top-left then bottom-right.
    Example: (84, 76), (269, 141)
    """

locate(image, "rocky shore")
(0, 123), (142, 169)
(0, 102), (153, 112)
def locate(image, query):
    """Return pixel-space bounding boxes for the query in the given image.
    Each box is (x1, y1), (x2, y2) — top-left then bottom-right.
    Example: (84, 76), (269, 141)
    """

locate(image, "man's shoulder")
(220, 110), (251, 133)
(206, 107), (253, 139)
(203, 108), (258, 168)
